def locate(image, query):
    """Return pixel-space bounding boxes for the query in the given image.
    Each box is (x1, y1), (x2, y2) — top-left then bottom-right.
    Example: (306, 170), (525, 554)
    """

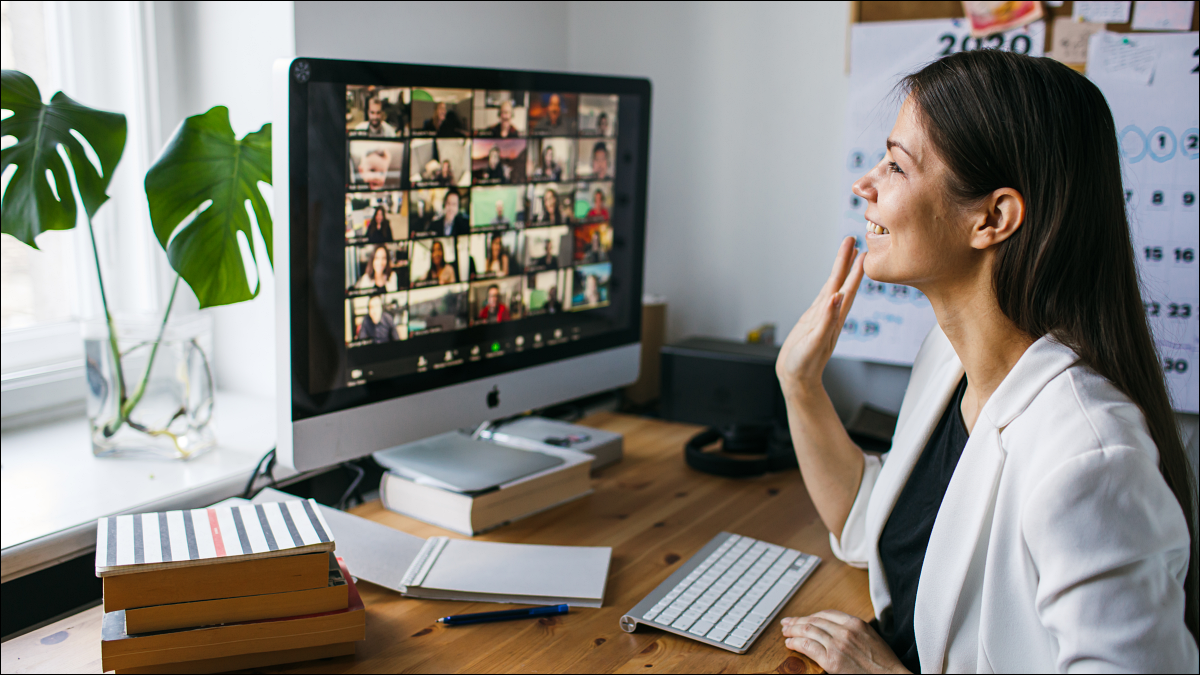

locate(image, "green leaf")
(145, 106), (271, 308)
(0, 70), (126, 248)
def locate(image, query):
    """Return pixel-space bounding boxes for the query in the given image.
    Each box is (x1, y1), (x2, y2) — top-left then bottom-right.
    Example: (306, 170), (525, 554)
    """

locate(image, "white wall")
(154, 1), (295, 398)
(293, 1), (570, 69)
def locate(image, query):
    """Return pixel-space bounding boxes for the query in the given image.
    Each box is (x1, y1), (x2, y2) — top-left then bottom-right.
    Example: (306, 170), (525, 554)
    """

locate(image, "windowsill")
(0, 391), (295, 584)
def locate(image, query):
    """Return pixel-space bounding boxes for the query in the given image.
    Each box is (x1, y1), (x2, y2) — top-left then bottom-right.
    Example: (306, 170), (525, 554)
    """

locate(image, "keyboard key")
(643, 610), (659, 621)
(707, 627), (730, 641)
(672, 616), (697, 631)
(690, 620), (715, 636)
(725, 636), (749, 649)
(752, 579), (799, 617)
(741, 615), (766, 630)
(730, 627), (755, 641)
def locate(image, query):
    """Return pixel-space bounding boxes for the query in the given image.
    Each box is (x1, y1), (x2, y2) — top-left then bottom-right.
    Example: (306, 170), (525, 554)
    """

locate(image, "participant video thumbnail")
(410, 139), (471, 188)
(470, 185), (525, 231)
(576, 139), (614, 181)
(473, 90), (528, 138)
(345, 192), (408, 243)
(347, 86), (409, 138)
(346, 243), (409, 294)
(573, 223), (612, 264)
(411, 88), (472, 137)
(527, 138), (576, 183)
(572, 262), (612, 309)
(528, 92), (578, 136)
(522, 225), (571, 272)
(349, 140), (405, 191)
(529, 183), (575, 226)
(408, 284), (469, 336)
(578, 94), (617, 137)
(469, 277), (524, 325)
(466, 231), (521, 280)
(346, 291), (408, 346)
(524, 269), (572, 315)
(410, 188), (470, 237)
(410, 237), (465, 288)
(471, 139), (527, 184)
(573, 182), (612, 223)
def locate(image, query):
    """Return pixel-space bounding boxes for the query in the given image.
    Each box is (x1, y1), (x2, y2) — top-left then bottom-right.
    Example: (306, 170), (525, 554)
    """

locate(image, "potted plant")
(1, 70), (272, 459)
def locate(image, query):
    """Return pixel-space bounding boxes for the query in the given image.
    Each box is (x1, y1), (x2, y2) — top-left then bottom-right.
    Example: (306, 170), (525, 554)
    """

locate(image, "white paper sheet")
(1073, 1), (1133, 24)
(1131, 1), (1195, 31)
(836, 19), (1044, 366)
(1087, 31), (1200, 412)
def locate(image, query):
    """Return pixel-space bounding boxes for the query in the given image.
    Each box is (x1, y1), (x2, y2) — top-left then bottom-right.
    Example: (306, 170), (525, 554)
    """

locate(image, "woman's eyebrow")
(886, 138), (915, 162)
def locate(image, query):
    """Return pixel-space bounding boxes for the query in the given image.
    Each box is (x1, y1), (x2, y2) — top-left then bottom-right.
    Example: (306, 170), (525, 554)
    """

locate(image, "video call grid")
(342, 87), (619, 348)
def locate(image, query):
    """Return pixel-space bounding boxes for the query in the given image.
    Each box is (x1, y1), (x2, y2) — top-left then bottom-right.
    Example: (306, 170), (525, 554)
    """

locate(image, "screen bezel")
(286, 58), (651, 423)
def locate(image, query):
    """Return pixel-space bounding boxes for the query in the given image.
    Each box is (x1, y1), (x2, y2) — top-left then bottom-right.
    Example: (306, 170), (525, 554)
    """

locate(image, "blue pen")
(437, 604), (569, 626)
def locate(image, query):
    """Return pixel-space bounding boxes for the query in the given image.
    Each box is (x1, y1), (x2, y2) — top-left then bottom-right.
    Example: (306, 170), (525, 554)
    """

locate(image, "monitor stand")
(372, 428), (564, 494)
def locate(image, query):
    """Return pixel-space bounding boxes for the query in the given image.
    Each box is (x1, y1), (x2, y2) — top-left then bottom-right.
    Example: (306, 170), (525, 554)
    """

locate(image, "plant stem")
(119, 275), (182, 422)
(86, 212), (128, 437)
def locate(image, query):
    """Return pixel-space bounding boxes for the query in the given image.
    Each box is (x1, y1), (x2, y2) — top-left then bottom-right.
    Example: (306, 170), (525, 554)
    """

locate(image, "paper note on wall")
(836, 19), (1044, 366)
(1130, 1), (1195, 31)
(1087, 31), (1199, 413)
(1073, 1), (1133, 24)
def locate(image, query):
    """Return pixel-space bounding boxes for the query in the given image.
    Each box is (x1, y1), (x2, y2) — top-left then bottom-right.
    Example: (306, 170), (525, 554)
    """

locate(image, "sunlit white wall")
(154, 0), (294, 398)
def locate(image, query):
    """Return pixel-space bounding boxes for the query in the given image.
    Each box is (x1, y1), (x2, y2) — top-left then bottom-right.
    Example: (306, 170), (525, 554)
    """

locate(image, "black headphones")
(684, 424), (798, 478)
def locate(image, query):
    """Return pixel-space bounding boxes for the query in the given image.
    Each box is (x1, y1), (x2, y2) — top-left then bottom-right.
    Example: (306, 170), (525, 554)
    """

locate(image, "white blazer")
(831, 326), (1197, 673)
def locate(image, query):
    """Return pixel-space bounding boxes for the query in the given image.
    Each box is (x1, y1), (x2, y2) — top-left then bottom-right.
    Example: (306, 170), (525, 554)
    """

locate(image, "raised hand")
(776, 236), (865, 394)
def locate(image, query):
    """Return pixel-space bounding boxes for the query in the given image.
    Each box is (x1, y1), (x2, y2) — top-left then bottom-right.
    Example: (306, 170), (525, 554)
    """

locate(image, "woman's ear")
(970, 187), (1024, 250)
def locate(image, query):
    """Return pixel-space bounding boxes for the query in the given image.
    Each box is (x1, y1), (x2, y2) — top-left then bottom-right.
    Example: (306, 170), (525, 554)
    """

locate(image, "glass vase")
(84, 312), (216, 460)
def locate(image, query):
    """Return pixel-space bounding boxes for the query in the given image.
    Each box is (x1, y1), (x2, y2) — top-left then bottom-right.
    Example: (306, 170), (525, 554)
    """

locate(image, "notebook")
(96, 499), (335, 576)
(400, 537), (611, 607)
(245, 489), (612, 607)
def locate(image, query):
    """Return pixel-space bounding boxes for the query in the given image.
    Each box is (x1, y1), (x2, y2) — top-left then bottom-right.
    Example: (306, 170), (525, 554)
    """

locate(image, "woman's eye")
(888, 161), (903, 174)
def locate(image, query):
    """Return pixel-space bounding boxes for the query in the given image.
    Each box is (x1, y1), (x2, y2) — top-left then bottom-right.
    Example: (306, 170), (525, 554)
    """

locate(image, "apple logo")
(486, 385), (500, 409)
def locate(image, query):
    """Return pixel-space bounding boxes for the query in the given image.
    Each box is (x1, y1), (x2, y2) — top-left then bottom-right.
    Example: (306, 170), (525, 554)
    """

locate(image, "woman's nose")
(852, 171), (876, 203)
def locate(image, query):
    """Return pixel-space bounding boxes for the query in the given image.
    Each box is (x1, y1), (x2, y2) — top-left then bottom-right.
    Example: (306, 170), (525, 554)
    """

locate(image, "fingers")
(817, 292), (844, 346)
(838, 251), (865, 313)
(810, 609), (864, 628)
(821, 237), (858, 298)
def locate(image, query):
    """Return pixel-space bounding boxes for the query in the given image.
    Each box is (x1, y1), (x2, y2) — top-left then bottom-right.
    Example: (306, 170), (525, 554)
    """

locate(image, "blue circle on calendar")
(1146, 127), (1177, 163)
(1119, 125), (1148, 163)
(847, 150), (867, 172)
(1182, 129), (1199, 160)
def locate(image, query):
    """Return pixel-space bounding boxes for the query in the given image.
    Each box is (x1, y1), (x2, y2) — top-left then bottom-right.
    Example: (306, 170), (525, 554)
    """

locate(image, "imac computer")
(272, 58), (652, 472)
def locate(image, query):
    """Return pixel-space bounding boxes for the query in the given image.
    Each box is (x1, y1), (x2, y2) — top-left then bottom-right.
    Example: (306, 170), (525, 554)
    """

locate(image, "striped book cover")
(96, 499), (335, 577)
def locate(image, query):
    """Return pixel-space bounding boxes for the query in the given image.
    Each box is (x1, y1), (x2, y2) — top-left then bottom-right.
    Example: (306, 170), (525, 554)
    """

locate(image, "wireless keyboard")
(619, 532), (820, 653)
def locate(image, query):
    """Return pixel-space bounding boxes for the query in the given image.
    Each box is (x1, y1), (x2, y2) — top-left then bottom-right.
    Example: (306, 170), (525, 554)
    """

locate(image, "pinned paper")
(1050, 17), (1104, 64)
(1088, 32), (1159, 84)
(1073, 1), (1132, 23)
(961, 1), (1044, 37)
(1131, 1), (1194, 31)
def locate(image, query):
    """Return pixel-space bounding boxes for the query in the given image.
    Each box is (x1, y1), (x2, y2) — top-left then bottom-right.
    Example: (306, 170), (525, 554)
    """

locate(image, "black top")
(877, 375), (970, 674)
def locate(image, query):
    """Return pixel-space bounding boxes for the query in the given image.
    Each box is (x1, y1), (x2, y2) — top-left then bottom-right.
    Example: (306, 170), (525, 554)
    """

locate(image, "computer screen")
(280, 60), (650, 429)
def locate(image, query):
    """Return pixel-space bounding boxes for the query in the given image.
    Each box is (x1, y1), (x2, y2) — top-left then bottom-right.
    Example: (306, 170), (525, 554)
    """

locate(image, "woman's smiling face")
(852, 98), (976, 290)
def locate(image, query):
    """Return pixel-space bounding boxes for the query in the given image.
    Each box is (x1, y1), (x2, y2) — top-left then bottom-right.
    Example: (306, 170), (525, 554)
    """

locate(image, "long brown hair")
(902, 49), (1197, 638)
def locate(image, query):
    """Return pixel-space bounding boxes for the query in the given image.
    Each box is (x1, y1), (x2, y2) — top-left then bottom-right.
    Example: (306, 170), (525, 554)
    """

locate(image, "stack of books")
(378, 435), (594, 535)
(95, 499), (366, 674)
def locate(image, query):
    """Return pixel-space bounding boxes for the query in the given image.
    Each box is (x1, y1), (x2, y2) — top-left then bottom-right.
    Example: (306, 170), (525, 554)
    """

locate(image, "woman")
(424, 240), (457, 285)
(587, 189), (609, 221)
(486, 234), (510, 277)
(439, 159), (455, 186)
(364, 206), (392, 244)
(354, 244), (398, 293)
(537, 189), (563, 225)
(775, 50), (1196, 673)
(535, 145), (562, 181)
(477, 146), (509, 183)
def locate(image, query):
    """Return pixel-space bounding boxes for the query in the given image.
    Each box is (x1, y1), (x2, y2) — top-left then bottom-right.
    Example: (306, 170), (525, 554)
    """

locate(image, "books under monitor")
(379, 436), (594, 535)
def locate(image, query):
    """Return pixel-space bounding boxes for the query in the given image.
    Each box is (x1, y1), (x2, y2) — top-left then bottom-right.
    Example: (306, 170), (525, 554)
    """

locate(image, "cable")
(242, 447), (277, 500)
(337, 461), (366, 511)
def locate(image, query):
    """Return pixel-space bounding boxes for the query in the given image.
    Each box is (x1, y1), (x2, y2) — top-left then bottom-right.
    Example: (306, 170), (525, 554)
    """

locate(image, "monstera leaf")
(0, 70), (127, 247)
(145, 106), (272, 308)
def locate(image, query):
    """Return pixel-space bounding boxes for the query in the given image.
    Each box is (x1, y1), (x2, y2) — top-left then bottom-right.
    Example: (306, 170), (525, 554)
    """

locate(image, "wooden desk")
(1, 413), (871, 674)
